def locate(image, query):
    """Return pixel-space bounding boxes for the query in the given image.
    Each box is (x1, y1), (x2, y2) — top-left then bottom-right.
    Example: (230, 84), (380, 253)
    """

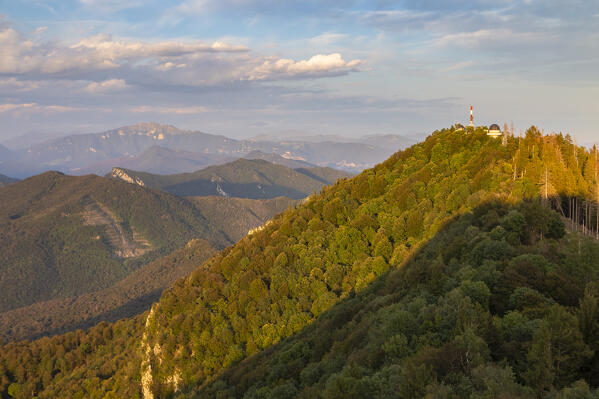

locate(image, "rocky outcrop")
(109, 167), (145, 187)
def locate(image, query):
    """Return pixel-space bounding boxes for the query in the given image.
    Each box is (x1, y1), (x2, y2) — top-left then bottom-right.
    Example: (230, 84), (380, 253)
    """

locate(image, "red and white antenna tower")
(469, 106), (474, 127)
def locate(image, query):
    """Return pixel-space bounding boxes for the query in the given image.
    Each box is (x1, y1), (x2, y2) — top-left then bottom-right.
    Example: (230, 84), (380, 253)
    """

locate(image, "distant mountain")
(250, 132), (357, 143)
(4, 122), (404, 177)
(73, 145), (234, 175)
(242, 150), (315, 169)
(108, 158), (351, 199)
(0, 144), (12, 160)
(359, 133), (415, 149)
(17, 123), (231, 173)
(1, 130), (76, 150)
(0, 174), (17, 187)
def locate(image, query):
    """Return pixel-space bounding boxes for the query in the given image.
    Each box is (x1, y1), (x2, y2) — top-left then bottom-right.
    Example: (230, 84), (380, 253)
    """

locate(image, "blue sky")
(0, 0), (598, 143)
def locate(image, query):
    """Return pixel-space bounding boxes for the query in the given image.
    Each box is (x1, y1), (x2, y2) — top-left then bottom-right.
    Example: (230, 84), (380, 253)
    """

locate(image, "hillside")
(0, 238), (219, 343)
(0, 174), (17, 187)
(108, 159), (350, 199)
(187, 196), (298, 242)
(0, 171), (228, 317)
(198, 201), (599, 398)
(0, 172), (300, 342)
(1, 127), (598, 398)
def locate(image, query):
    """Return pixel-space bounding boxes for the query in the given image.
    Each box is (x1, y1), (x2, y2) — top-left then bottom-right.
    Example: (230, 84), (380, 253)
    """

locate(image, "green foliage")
(196, 202), (599, 399)
(2, 127), (599, 398)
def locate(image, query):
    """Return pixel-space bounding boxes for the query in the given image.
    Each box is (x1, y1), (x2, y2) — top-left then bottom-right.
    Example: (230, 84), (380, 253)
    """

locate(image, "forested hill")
(0, 172), (228, 332)
(107, 158), (351, 199)
(1, 126), (598, 398)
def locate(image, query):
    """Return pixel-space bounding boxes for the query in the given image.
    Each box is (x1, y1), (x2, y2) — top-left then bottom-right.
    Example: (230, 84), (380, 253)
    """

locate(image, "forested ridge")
(0, 171), (228, 313)
(1, 126), (598, 398)
(108, 159), (351, 199)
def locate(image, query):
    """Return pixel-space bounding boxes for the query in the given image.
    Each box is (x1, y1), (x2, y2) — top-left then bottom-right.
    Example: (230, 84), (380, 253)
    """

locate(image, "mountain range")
(1, 126), (598, 398)
(107, 158), (351, 199)
(0, 122), (413, 178)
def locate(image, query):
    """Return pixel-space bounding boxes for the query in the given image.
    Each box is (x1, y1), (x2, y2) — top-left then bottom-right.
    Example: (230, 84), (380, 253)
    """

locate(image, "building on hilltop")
(454, 123), (464, 131)
(487, 124), (502, 138)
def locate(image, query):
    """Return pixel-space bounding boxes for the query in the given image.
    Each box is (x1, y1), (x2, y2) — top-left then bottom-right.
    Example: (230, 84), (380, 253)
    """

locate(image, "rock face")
(109, 167), (146, 187)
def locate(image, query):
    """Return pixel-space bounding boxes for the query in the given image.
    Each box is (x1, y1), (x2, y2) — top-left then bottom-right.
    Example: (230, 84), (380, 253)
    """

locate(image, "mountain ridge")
(107, 158), (351, 199)
(2, 123), (404, 177)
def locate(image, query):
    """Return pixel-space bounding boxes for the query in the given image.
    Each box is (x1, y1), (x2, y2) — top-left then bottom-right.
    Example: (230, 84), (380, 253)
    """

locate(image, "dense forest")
(0, 126), (598, 398)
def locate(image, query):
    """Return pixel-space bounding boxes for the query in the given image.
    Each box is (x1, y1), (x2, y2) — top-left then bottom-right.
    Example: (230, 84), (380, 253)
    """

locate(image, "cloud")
(0, 103), (77, 113)
(0, 23), (361, 89)
(32, 26), (47, 35)
(131, 105), (210, 114)
(84, 78), (127, 93)
(440, 61), (474, 72)
(0, 26), (249, 75)
(79, 0), (142, 12)
(248, 53), (364, 80)
(435, 29), (541, 49)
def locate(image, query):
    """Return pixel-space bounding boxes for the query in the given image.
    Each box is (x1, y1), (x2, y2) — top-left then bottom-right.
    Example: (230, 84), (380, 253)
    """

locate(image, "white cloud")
(84, 78), (127, 93)
(0, 23), (363, 89)
(435, 29), (541, 48)
(248, 53), (364, 80)
(32, 26), (47, 35)
(0, 77), (41, 91)
(0, 25), (249, 75)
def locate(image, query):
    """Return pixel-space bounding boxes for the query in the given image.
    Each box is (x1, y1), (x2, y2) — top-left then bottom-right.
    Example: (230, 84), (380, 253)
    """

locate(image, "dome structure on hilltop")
(487, 124), (502, 138)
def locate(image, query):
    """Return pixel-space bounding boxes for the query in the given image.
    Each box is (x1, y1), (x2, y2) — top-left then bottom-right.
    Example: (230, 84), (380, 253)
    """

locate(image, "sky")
(0, 0), (598, 143)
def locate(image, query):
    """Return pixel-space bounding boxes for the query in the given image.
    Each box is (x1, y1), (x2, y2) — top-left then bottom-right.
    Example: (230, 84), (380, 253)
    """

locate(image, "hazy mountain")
(2, 127), (599, 397)
(72, 145), (234, 175)
(359, 133), (415, 149)
(108, 158), (350, 199)
(4, 122), (404, 177)
(1, 130), (77, 150)
(0, 174), (18, 187)
(250, 132), (357, 143)
(242, 150), (315, 169)
(0, 144), (12, 160)
(17, 123), (230, 172)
